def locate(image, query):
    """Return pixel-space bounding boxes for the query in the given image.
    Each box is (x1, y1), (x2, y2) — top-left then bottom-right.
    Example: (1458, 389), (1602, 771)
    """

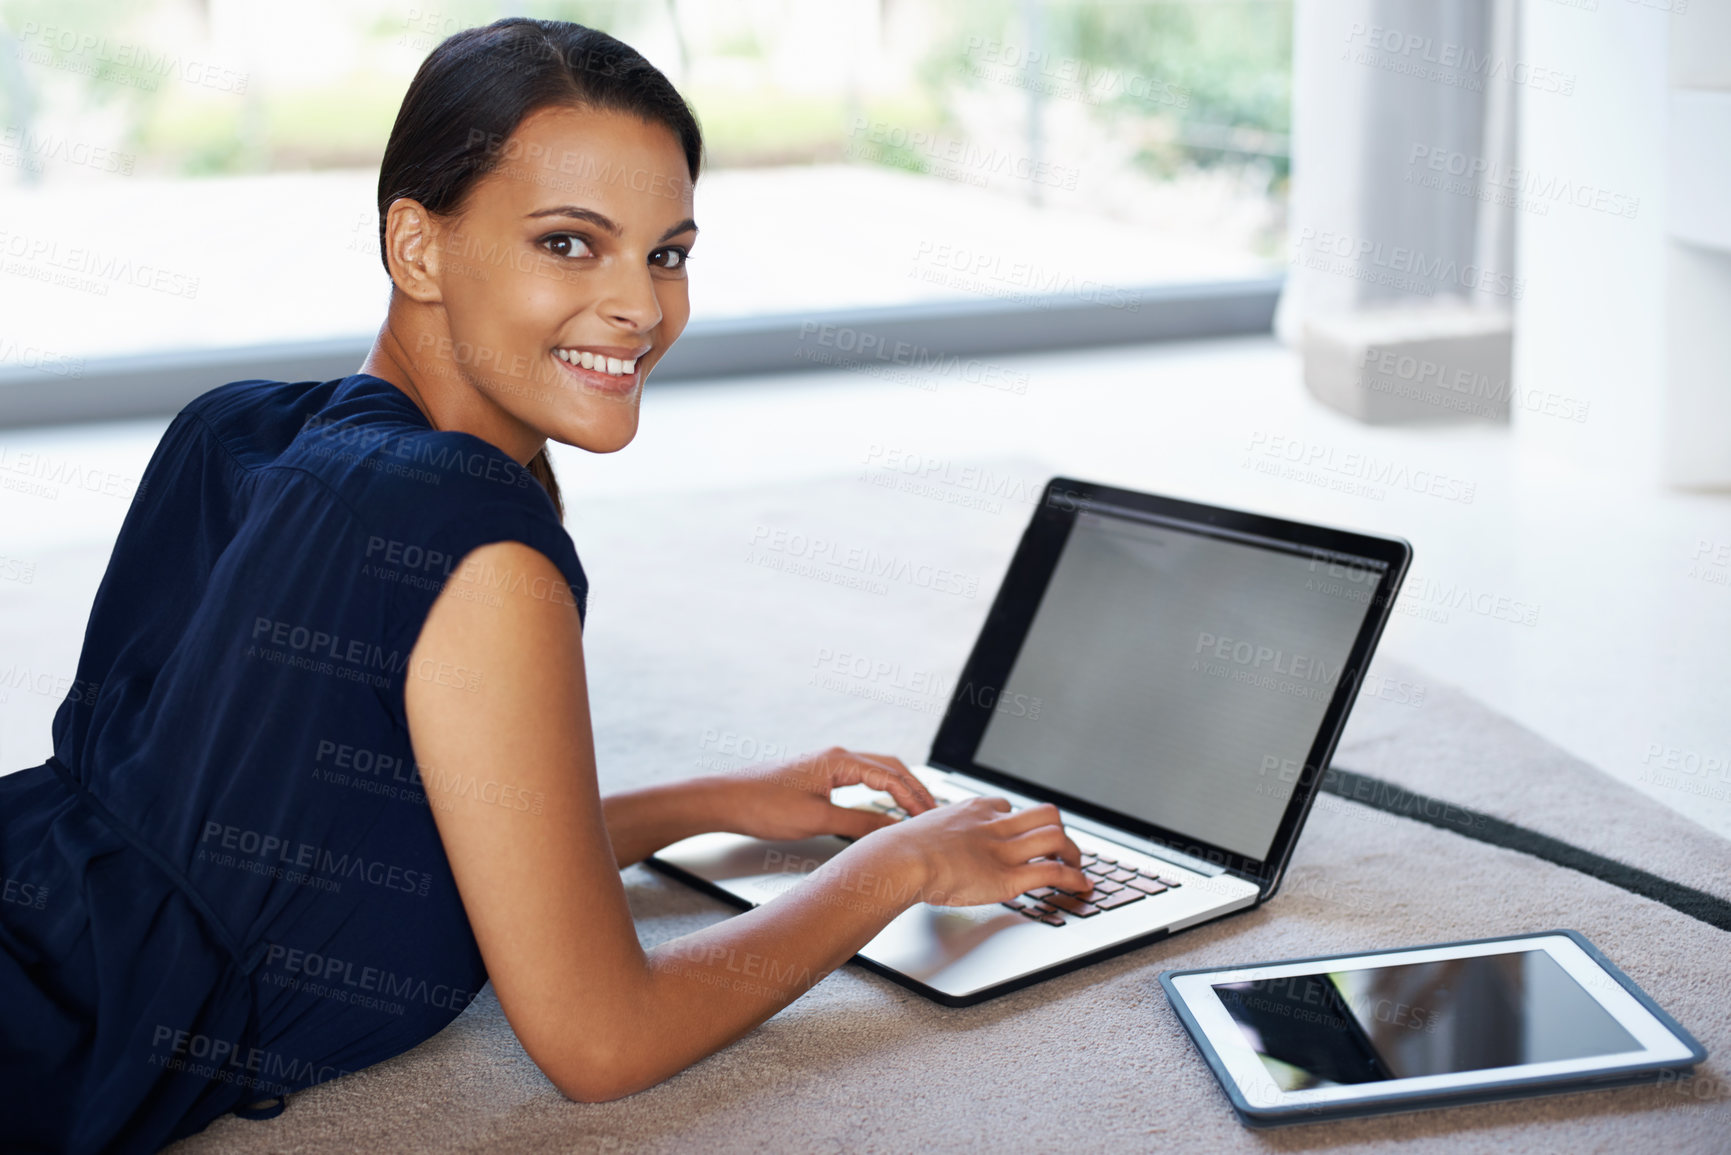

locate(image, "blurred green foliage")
(0, 0), (1290, 186)
(923, 0), (1292, 188)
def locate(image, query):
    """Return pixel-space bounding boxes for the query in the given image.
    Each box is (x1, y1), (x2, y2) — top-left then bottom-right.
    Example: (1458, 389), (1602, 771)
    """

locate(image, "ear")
(382, 197), (445, 304)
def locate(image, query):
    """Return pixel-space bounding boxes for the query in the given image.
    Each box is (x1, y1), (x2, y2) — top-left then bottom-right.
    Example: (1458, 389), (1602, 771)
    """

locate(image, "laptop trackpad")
(654, 832), (1033, 975)
(657, 831), (852, 897)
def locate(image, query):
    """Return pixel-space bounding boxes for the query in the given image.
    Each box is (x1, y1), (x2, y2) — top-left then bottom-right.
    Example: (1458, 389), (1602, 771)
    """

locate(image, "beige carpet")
(164, 466), (1730, 1154)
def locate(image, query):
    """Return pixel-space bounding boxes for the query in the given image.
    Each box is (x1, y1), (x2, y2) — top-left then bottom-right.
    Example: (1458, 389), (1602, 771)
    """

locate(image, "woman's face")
(421, 104), (697, 456)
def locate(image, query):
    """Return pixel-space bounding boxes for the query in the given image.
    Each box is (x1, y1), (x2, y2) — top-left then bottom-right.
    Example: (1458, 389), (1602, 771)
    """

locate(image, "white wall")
(1514, 0), (1673, 485)
(1663, 2), (1731, 488)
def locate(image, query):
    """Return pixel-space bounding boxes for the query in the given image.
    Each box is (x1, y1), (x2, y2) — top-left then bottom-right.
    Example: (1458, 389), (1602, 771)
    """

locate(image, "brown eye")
(651, 247), (689, 270)
(541, 233), (593, 259)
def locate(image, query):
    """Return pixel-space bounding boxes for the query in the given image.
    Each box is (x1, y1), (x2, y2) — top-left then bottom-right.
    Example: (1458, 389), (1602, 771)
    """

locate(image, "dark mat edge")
(1323, 765), (1731, 935)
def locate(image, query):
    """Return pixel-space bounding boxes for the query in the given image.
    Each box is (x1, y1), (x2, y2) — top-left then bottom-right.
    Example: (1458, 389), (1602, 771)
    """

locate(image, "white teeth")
(556, 349), (639, 376)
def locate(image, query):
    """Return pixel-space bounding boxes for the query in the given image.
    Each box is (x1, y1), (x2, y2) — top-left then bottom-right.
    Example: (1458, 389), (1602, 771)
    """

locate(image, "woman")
(0, 19), (1089, 1153)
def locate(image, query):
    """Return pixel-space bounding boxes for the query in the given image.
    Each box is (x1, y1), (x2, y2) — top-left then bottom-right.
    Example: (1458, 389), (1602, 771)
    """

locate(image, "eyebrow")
(525, 205), (698, 243)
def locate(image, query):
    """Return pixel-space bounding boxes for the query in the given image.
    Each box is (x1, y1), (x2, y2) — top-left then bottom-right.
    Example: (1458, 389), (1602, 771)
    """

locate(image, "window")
(0, 0), (1290, 373)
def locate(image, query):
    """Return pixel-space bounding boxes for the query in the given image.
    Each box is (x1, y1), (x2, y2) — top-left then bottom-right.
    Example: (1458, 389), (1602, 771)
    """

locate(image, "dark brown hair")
(376, 18), (704, 519)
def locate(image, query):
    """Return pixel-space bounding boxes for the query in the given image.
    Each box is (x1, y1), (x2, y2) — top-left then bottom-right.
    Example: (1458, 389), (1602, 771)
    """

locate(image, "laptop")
(649, 477), (1413, 1005)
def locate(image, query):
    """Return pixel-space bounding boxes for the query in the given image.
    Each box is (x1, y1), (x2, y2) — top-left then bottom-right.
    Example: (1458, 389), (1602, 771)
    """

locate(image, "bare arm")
(407, 540), (1089, 1102)
(599, 746), (935, 869)
(598, 776), (734, 868)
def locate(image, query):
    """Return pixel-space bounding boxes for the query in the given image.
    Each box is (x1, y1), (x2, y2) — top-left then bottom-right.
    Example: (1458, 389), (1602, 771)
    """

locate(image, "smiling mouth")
(551, 347), (643, 394)
(556, 348), (637, 375)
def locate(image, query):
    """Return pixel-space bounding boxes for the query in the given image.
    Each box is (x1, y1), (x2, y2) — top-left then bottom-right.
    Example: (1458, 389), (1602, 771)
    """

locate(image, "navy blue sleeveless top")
(0, 373), (587, 1153)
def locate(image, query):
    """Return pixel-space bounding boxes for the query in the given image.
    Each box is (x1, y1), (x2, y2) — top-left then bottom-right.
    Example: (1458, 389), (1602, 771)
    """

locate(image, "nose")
(595, 256), (663, 335)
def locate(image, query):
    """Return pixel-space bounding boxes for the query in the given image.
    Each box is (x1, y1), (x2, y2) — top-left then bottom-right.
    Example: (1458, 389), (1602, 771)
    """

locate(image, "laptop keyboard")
(857, 797), (1183, 927)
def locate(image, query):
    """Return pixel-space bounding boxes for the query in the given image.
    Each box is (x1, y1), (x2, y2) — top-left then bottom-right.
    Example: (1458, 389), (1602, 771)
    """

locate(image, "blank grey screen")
(973, 510), (1378, 861)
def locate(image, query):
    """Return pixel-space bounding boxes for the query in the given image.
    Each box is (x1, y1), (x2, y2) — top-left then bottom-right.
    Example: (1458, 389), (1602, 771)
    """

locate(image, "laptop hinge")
(930, 764), (1229, 878)
(1066, 813), (1230, 878)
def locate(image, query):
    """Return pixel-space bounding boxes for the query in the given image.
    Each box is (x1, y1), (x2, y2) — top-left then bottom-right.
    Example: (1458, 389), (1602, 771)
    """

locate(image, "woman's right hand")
(868, 796), (1092, 908)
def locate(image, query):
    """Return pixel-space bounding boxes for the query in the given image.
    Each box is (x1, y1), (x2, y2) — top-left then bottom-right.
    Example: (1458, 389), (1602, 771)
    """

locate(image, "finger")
(852, 752), (938, 812)
(803, 747), (885, 794)
(1007, 859), (1092, 897)
(838, 751), (938, 814)
(1000, 826), (1083, 870)
(990, 801), (1065, 835)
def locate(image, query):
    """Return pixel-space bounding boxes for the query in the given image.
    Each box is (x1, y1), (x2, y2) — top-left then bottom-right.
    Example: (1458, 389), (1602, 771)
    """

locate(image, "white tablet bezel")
(1169, 933), (1698, 1112)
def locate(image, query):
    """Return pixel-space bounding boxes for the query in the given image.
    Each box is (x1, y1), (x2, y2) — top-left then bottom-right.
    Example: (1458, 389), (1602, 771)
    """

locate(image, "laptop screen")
(972, 504), (1384, 862)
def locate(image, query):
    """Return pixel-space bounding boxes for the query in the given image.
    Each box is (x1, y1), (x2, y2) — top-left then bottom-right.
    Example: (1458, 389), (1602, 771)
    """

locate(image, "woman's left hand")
(711, 746), (940, 842)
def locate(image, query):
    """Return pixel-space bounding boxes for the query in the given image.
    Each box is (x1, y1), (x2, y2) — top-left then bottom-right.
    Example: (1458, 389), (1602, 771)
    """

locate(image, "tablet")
(1161, 930), (1707, 1127)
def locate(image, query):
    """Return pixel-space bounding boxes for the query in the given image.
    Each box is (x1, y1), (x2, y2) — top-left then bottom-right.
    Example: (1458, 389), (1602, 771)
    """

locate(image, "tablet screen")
(1212, 949), (1642, 1091)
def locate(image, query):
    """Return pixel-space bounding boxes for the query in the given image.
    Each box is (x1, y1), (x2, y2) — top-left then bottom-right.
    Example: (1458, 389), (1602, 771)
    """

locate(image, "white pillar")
(1512, 0), (1671, 483)
(1663, 4), (1731, 489)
